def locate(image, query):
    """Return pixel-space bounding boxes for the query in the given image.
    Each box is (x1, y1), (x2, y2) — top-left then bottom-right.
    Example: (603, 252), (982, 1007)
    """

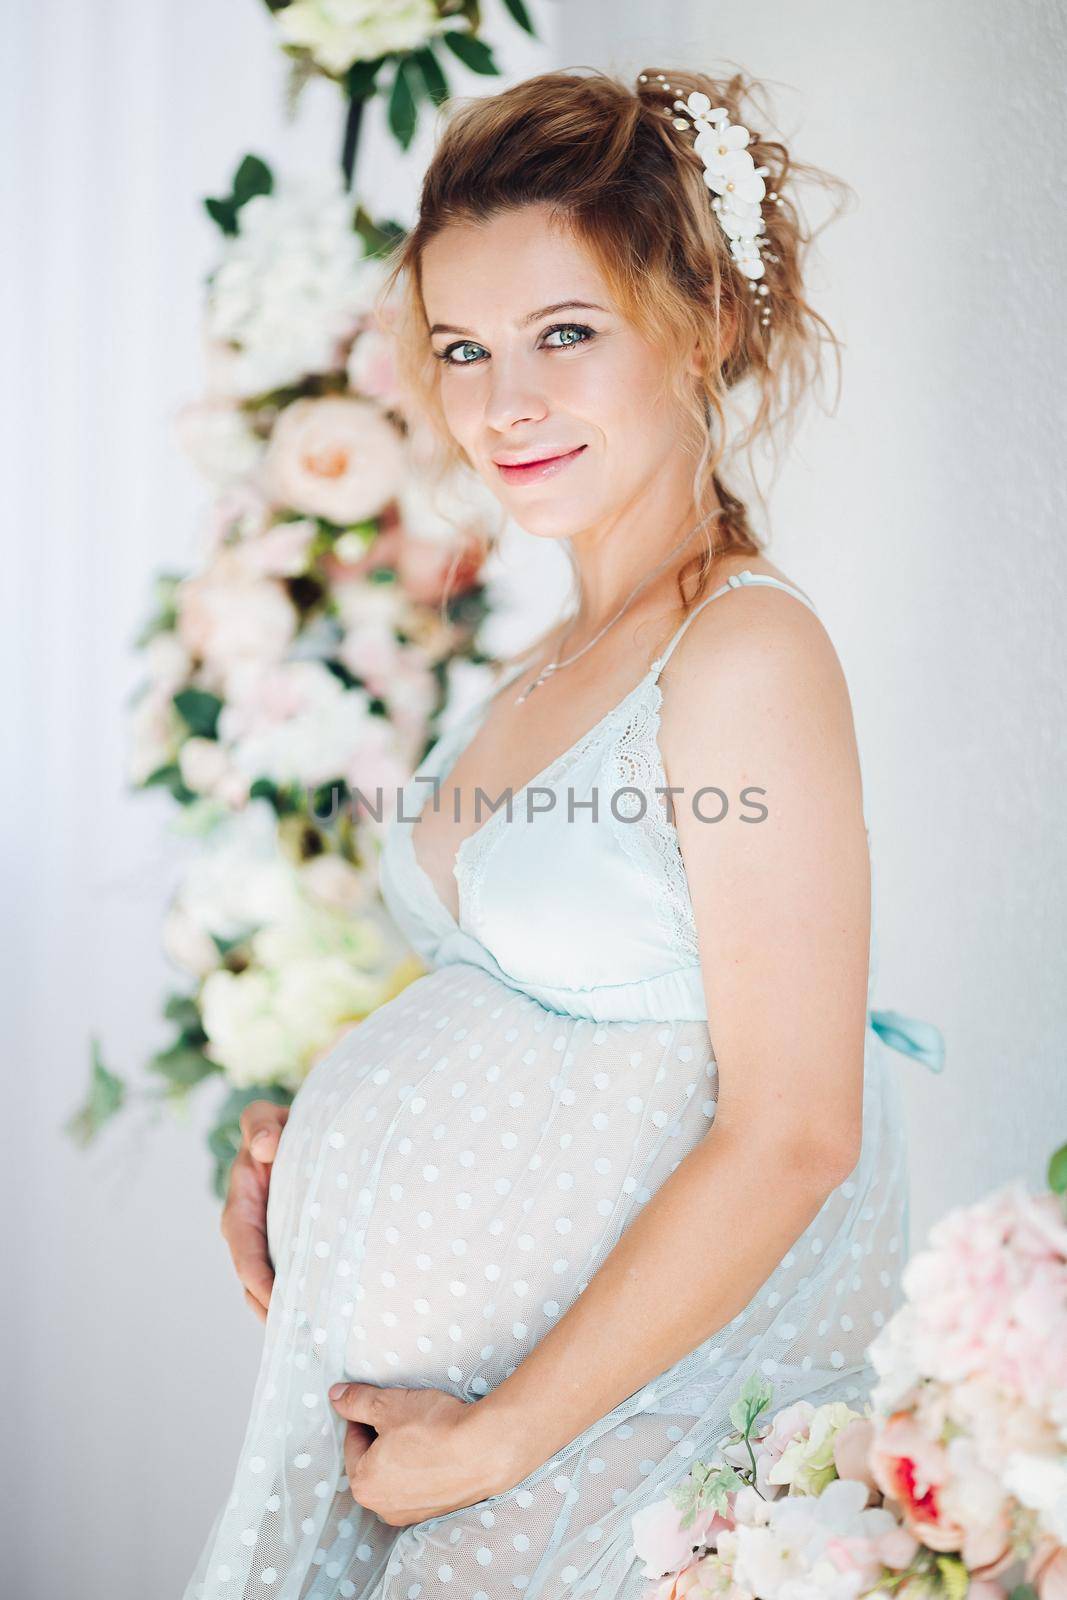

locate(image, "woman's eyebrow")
(428, 300), (608, 338)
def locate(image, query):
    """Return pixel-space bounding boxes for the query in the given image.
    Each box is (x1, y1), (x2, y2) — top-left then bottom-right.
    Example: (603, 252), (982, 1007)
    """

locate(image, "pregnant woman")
(186, 65), (945, 1600)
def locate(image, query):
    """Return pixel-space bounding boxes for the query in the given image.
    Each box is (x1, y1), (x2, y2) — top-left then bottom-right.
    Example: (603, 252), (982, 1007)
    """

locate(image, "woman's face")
(419, 203), (697, 542)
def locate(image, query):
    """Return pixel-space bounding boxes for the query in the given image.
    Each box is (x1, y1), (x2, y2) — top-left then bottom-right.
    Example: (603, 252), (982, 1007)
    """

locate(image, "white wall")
(4, 2), (1064, 1593)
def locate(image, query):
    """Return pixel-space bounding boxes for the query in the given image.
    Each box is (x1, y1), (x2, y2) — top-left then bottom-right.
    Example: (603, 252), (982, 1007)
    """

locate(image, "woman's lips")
(494, 445), (587, 484)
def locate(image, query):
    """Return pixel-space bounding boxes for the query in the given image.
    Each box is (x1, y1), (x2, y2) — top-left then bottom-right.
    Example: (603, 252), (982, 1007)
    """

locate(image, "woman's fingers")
(240, 1100), (290, 1163)
(244, 1287), (268, 1325)
(221, 1101), (291, 1318)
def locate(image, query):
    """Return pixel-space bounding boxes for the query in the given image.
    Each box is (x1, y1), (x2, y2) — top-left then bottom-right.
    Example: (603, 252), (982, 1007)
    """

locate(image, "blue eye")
(433, 323), (596, 367)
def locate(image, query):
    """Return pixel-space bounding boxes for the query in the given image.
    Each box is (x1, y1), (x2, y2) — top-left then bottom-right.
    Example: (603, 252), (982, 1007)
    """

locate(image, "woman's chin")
(506, 500), (596, 542)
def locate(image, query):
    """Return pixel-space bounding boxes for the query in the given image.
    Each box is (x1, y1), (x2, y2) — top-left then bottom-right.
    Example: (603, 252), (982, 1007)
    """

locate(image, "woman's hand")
(220, 1101), (290, 1322)
(328, 1382), (523, 1527)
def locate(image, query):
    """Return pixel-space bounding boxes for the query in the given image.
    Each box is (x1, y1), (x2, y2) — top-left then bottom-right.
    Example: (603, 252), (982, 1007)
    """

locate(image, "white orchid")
(656, 83), (773, 287)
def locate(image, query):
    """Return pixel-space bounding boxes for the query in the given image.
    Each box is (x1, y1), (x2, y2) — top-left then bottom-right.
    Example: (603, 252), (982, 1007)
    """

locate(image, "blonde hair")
(376, 64), (852, 613)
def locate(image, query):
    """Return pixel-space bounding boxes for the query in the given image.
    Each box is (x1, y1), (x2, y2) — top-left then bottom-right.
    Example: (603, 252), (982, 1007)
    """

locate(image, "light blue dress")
(185, 569), (945, 1600)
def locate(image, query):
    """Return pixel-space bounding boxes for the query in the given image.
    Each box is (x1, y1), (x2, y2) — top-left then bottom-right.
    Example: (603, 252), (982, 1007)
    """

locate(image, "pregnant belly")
(265, 961), (718, 1396)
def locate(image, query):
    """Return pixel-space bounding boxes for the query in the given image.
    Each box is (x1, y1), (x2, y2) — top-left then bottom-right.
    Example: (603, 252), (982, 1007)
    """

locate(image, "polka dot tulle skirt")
(184, 960), (909, 1599)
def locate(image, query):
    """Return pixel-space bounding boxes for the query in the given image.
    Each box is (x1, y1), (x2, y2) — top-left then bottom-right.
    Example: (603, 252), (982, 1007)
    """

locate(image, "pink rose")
(262, 395), (405, 524)
(833, 1417), (880, 1495)
(869, 1413), (960, 1550)
(1028, 1534), (1067, 1600)
(230, 519), (316, 579)
(396, 526), (485, 606)
(175, 556), (297, 682)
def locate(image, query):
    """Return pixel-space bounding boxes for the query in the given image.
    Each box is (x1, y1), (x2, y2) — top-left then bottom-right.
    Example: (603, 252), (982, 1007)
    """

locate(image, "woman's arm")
(462, 584), (872, 1485)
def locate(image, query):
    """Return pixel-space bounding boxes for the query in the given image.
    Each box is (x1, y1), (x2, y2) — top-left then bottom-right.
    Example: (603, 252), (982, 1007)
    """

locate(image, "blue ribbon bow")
(869, 1007), (946, 1073)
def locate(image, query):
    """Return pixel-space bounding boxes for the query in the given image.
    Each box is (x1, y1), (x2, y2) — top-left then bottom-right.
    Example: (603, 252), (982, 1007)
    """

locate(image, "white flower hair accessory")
(639, 73), (784, 327)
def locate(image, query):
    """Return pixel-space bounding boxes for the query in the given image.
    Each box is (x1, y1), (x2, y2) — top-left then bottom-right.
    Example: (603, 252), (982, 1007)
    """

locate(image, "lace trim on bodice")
(413, 570), (823, 960)
(605, 674), (701, 963)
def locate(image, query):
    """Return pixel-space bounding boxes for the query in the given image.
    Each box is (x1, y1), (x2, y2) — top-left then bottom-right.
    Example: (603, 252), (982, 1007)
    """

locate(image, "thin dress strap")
(651, 568), (819, 678)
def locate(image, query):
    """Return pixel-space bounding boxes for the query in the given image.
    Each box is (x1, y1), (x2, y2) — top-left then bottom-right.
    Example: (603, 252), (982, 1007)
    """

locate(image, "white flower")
(174, 399), (265, 484)
(161, 904), (221, 978)
(199, 891), (394, 1087)
(732, 1479), (899, 1600)
(275, 0), (456, 76)
(203, 173), (386, 398)
(142, 632), (192, 693)
(219, 659), (382, 789)
(178, 736), (232, 795)
(263, 395), (405, 524)
(168, 800), (299, 945)
(199, 968), (301, 1088)
(1002, 1451), (1067, 1543)
(299, 853), (372, 914)
(128, 686), (184, 785)
(673, 103), (770, 282)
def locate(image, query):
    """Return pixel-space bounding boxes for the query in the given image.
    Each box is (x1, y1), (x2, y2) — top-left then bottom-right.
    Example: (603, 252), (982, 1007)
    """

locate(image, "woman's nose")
(483, 361), (549, 432)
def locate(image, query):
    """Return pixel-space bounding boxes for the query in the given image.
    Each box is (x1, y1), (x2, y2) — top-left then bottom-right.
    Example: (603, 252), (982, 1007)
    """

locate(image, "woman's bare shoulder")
(659, 555), (857, 777)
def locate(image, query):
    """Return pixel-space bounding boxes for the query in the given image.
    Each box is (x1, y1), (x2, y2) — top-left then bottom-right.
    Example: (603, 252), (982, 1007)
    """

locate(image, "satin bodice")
(378, 570), (944, 1067)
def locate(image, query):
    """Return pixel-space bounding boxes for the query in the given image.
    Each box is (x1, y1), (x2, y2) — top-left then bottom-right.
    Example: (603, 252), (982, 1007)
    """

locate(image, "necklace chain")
(513, 508), (720, 706)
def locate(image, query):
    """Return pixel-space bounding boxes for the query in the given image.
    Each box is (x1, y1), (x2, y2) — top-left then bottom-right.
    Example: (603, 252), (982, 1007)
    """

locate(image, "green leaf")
(1049, 1139), (1067, 1194)
(1008, 1586), (1040, 1600)
(728, 1372), (775, 1437)
(64, 1039), (126, 1147)
(163, 992), (208, 1041)
(140, 762), (197, 805)
(935, 1556), (969, 1600)
(440, 30), (499, 76)
(353, 206), (408, 260)
(410, 46), (450, 106)
(203, 154), (272, 237)
(344, 57), (385, 102)
(149, 1041), (220, 1090)
(231, 154), (273, 207)
(387, 57), (419, 149)
(203, 195), (238, 236)
(670, 1460), (744, 1530)
(173, 687), (223, 740)
(501, 0), (537, 34)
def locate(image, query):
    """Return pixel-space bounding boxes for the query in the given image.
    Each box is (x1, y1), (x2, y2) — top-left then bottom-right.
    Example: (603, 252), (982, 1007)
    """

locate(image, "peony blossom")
(175, 555), (297, 685)
(262, 395), (405, 524)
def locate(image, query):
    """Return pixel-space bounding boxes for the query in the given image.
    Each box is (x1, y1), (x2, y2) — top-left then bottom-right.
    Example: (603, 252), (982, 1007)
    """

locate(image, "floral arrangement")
(263, 0), (536, 152)
(632, 1140), (1067, 1600)
(67, 0), (542, 1194)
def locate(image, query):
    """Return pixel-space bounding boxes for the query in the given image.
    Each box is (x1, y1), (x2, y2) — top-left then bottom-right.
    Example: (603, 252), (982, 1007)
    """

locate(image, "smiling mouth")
(494, 445), (587, 481)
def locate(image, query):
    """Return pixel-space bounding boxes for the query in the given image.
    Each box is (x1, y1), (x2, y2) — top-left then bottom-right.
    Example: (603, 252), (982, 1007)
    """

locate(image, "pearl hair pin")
(638, 71), (784, 328)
